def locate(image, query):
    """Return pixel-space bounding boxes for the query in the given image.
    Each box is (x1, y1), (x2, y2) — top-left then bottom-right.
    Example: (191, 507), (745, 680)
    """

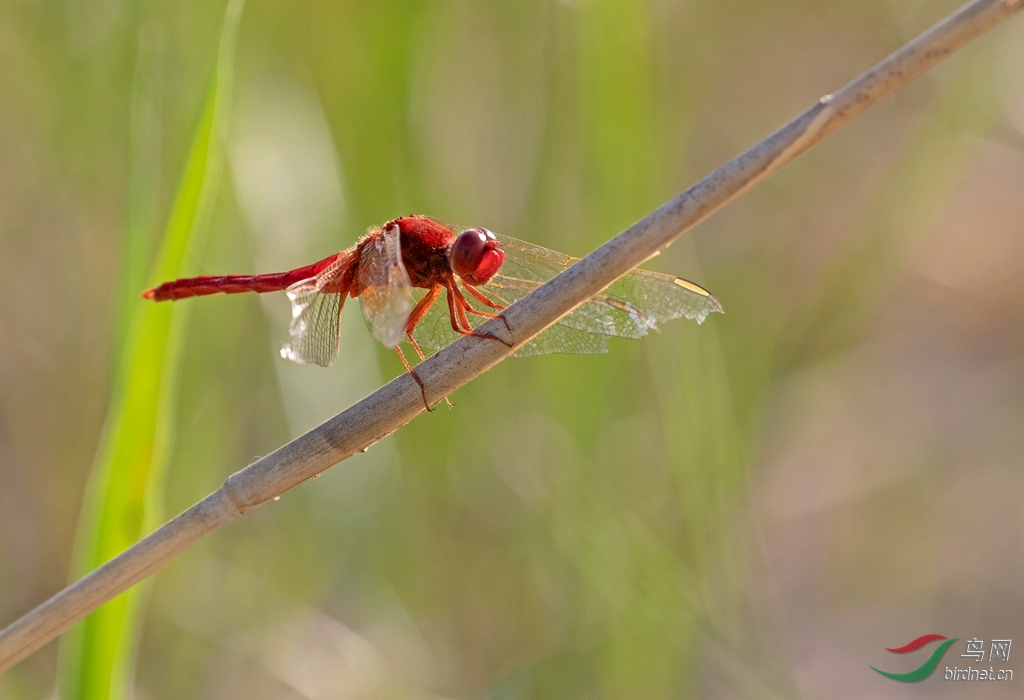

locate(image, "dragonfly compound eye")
(451, 229), (505, 285)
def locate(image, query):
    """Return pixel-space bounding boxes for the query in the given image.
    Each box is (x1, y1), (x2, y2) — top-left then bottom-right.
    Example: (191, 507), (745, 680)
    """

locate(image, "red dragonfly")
(144, 215), (722, 389)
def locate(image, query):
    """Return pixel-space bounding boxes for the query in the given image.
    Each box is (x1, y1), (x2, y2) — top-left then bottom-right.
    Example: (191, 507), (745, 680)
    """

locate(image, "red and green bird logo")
(871, 634), (958, 682)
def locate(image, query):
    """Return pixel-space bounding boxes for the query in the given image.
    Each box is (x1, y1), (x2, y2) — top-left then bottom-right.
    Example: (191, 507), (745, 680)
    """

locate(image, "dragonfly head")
(450, 228), (504, 286)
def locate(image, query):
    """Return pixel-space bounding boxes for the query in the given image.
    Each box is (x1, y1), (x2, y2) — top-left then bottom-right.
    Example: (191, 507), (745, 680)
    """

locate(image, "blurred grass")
(111, 24), (164, 363)
(780, 47), (1005, 370)
(58, 2), (243, 698)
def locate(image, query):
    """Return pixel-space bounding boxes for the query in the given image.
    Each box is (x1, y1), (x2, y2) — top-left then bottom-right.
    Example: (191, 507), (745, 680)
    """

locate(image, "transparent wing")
(411, 234), (723, 357)
(508, 321), (612, 356)
(358, 223), (413, 348)
(280, 253), (353, 367)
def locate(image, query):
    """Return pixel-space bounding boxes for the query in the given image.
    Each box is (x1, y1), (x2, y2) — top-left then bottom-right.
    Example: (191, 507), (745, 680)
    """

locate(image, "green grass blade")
(58, 2), (244, 698)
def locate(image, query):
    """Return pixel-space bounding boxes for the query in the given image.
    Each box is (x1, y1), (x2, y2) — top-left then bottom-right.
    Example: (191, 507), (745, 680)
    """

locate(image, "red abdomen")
(142, 252), (344, 301)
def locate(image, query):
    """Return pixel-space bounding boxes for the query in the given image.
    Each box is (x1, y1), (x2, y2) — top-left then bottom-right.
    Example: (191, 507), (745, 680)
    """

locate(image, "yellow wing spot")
(673, 278), (712, 297)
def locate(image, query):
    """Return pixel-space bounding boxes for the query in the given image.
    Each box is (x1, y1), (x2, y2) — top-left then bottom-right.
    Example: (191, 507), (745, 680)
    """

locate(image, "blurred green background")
(1, 1), (1023, 698)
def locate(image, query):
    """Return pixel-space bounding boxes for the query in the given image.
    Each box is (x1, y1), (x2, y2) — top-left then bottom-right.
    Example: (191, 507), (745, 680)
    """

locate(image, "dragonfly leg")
(464, 306), (501, 319)
(460, 282), (512, 333)
(394, 346), (434, 412)
(407, 334), (428, 362)
(401, 286), (453, 409)
(404, 335), (453, 410)
(463, 282), (505, 310)
(446, 283), (513, 347)
(405, 286), (442, 338)
(450, 283), (475, 330)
